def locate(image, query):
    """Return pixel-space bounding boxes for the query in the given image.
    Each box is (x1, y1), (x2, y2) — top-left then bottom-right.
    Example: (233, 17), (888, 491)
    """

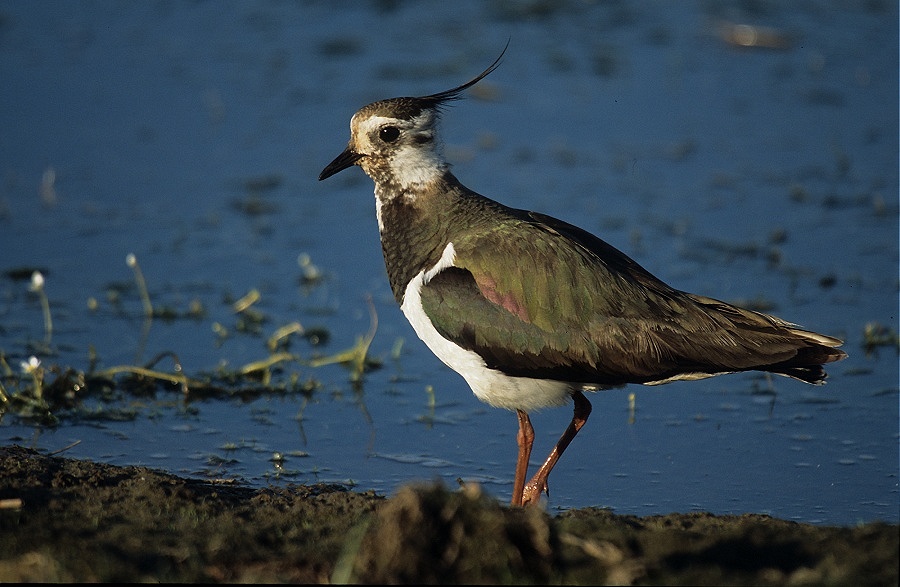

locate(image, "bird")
(318, 47), (848, 507)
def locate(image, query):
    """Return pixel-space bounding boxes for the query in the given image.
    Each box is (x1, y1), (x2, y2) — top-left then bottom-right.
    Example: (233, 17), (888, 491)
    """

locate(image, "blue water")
(1, 1), (897, 525)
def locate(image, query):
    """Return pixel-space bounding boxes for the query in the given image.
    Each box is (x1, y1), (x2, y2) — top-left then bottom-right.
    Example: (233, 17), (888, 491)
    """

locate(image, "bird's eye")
(379, 126), (400, 143)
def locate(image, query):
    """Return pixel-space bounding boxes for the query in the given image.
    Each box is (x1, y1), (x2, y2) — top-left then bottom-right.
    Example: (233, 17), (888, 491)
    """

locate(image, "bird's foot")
(521, 478), (548, 507)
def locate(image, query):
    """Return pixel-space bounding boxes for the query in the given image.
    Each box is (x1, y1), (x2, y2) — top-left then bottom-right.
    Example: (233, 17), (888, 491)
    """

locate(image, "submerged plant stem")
(29, 271), (52, 344)
(126, 253), (153, 318)
(239, 352), (299, 376)
(305, 298), (378, 382)
(94, 365), (192, 393)
(38, 288), (52, 344)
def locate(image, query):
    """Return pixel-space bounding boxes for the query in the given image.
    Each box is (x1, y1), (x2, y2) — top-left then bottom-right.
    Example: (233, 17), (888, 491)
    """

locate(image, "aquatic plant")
(0, 256), (383, 425)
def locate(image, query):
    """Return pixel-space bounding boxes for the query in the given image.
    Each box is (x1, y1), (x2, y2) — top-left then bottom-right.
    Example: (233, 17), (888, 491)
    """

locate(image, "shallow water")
(1, 1), (897, 525)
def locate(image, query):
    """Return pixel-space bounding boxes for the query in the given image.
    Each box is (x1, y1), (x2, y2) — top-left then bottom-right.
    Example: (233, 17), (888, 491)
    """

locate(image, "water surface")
(1, 1), (897, 525)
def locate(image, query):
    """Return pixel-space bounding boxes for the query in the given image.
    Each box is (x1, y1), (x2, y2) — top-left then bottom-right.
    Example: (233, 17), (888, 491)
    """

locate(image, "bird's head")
(318, 45), (506, 192)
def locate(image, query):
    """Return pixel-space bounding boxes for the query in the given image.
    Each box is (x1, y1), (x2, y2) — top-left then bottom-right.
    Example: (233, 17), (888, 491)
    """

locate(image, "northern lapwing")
(318, 48), (848, 507)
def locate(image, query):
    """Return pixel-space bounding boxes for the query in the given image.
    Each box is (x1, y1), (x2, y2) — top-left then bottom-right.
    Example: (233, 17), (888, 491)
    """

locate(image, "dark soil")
(0, 445), (896, 584)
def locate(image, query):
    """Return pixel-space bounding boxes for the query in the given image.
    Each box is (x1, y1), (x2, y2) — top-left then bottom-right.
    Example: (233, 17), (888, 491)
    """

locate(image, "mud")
(0, 445), (896, 584)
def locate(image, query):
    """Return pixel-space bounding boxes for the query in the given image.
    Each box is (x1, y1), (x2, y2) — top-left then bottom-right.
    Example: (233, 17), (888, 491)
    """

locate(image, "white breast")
(399, 242), (573, 412)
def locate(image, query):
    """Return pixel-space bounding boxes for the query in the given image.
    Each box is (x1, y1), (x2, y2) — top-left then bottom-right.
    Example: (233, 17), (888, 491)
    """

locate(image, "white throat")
(387, 142), (445, 190)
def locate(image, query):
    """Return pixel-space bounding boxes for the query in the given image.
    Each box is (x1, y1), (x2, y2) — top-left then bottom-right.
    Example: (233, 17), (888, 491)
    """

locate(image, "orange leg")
(511, 409), (535, 507)
(521, 391), (592, 507)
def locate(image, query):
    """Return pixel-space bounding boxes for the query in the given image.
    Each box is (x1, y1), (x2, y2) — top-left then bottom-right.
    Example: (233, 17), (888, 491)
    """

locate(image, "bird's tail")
(757, 327), (847, 384)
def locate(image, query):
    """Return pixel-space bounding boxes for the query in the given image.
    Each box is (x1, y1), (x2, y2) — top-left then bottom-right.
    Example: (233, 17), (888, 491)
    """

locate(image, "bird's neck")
(374, 171), (469, 303)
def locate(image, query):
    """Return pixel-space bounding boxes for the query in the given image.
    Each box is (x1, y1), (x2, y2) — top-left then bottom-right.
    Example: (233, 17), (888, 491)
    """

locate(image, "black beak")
(318, 148), (363, 181)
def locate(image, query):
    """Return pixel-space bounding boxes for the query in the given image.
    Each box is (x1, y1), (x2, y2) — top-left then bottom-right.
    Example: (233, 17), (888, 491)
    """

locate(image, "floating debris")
(717, 21), (792, 50)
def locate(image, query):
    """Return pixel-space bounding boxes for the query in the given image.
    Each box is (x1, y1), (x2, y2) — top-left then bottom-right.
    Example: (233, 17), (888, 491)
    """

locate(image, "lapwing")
(318, 48), (848, 507)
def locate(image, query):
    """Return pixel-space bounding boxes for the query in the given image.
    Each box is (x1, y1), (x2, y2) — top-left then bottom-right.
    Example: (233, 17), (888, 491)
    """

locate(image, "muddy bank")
(0, 445), (896, 584)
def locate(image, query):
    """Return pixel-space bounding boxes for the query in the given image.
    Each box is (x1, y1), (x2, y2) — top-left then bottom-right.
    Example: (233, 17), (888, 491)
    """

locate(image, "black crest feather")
(359, 42), (509, 122)
(417, 40), (508, 109)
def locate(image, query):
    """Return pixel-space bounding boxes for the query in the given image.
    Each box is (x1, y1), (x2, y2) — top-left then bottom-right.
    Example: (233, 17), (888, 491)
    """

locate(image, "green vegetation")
(0, 253), (382, 427)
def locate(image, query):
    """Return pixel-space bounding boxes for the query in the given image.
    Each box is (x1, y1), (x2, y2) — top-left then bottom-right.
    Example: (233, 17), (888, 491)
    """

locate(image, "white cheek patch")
(356, 114), (444, 191)
(389, 144), (443, 189)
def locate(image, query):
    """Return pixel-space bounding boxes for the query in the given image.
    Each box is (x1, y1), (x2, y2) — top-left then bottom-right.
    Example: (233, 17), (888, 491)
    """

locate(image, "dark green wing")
(419, 210), (845, 385)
